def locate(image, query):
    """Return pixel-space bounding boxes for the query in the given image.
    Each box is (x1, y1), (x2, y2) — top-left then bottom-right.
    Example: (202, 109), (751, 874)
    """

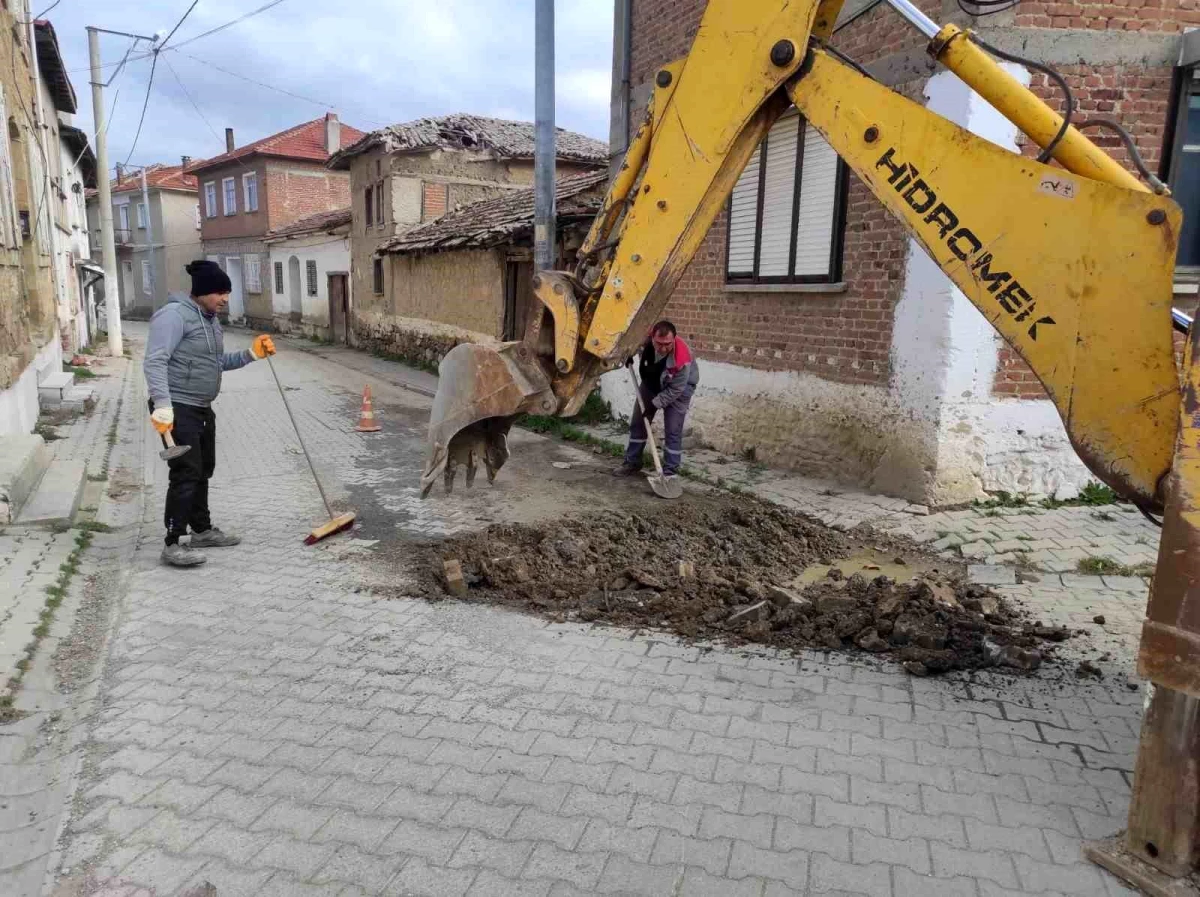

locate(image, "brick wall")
(1012, 1), (1200, 32)
(630, 0), (932, 387)
(263, 160), (351, 232)
(629, 0), (1185, 400)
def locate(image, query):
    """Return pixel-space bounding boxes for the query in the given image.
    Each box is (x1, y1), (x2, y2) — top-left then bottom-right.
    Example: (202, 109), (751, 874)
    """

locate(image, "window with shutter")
(306, 260), (318, 296)
(725, 110), (846, 284)
(0, 86), (17, 248)
(246, 256), (261, 293)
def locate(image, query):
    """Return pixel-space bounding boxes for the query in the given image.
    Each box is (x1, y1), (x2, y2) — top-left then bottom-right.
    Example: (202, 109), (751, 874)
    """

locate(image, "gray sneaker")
(189, 527), (241, 548)
(161, 543), (207, 567)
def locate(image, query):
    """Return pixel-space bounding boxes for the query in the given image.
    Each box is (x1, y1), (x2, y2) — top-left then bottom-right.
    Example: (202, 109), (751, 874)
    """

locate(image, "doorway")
(503, 260), (533, 341)
(224, 256), (245, 322)
(328, 272), (349, 344)
(288, 255), (302, 322)
(120, 260), (134, 311)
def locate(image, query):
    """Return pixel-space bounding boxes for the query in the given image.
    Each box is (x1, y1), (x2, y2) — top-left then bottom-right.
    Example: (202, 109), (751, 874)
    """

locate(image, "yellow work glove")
(150, 405), (174, 435)
(251, 334), (276, 359)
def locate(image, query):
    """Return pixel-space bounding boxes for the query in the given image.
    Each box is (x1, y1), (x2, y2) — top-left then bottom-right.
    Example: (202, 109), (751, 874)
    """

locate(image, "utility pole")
(139, 165), (155, 305)
(533, 0), (555, 273)
(87, 25), (158, 357)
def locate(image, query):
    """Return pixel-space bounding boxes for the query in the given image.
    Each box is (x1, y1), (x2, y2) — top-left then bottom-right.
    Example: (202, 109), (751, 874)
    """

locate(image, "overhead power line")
(67, 0), (295, 74)
(168, 0), (293, 50)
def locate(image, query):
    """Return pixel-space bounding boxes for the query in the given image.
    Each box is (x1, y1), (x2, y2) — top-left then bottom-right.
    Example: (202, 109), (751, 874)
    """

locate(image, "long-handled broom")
(266, 355), (357, 545)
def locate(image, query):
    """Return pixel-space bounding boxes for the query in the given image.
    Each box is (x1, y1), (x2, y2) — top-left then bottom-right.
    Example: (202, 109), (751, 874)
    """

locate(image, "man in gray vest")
(144, 260), (276, 567)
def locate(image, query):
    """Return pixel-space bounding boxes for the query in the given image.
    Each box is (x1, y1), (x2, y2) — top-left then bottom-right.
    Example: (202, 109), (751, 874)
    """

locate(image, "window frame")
(364, 185), (373, 230)
(274, 260), (284, 294)
(222, 176), (237, 216)
(0, 84), (17, 248)
(204, 182), (217, 218)
(375, 182), (385, 225)
(306, 259), (318, 296)
(117, 203), (129, 232)
(136, 202), (148, 229)
(372, 257), (383, 294)
(724, 112), (849, 286)
(243, 171), (258, 213)
(245, 255), (261, 293)
(1168, 64), (1200, 275)
(141, 259), (153, 295)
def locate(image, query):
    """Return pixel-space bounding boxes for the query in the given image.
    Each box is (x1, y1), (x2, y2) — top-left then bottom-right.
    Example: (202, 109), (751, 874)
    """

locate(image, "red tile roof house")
(186, 113), (365, 328)
(85, 161), (202, 319)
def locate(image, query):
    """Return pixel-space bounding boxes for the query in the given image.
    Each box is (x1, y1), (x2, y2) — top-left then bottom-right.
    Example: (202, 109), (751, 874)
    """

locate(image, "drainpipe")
(139, 165), (156, 306)
(534, 0), (555, 272)
(609, 0), (632, 175)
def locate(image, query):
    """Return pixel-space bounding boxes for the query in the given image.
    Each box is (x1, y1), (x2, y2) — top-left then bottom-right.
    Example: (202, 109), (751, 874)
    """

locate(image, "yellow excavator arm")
(420, 0), (1181, 514)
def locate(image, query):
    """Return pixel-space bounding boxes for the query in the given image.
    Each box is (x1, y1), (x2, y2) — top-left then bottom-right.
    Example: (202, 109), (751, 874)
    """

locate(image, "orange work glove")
(251, 334), (276, 359)
(150, 405), (174, 435)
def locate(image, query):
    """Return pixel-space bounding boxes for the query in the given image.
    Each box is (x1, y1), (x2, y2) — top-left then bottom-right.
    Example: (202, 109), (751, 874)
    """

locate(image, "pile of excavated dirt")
(413, 499), (1069, 676)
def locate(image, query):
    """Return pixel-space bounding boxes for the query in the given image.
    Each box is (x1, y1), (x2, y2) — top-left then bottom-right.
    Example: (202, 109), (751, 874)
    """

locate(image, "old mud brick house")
(0, 6), (74, 436)
(327, 114), (608, 361)
(603, 0), (1200, 505)
(187, 113), (364, 328)
(376, 171), (606, 347)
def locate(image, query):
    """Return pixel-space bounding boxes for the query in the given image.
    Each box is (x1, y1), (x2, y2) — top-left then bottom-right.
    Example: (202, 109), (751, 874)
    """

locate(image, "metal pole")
(884, 0), (940, 39)
(139, 165), (155, 305)
(534, 0), (555, 272)
(88, 27), (122, 356)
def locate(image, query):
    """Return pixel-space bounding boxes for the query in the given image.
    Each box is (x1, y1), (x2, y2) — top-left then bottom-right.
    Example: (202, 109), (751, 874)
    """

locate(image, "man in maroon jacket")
(614, 320), (701, 479)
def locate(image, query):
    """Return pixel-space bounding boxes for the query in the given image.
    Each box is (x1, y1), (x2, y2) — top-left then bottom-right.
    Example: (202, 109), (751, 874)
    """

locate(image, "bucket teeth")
(420, 343), (546, 498)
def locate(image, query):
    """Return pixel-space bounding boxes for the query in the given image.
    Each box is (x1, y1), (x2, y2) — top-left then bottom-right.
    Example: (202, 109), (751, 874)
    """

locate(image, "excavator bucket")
(419, 342), (557, 498)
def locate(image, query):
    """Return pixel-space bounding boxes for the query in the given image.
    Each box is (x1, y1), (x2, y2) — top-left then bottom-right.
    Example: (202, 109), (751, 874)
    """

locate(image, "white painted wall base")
(0, 337), (63, 437)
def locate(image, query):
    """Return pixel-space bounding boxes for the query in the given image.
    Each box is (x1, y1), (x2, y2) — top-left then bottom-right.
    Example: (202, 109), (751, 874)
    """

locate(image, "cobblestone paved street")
(0, 326), (1160, 896)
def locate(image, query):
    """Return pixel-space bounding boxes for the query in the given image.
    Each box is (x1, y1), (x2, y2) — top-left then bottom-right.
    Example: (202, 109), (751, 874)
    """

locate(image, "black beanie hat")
(186, 259), (232, 297)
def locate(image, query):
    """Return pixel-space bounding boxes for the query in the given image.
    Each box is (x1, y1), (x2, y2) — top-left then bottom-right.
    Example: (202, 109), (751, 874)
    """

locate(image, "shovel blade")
(160, 445), (192, 461)
(648, 474), (683, 500)
(420, 342), (555, 497)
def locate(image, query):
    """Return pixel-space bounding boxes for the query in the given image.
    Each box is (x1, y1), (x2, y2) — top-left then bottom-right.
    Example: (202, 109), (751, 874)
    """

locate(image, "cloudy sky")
(48, 0), (614, 174)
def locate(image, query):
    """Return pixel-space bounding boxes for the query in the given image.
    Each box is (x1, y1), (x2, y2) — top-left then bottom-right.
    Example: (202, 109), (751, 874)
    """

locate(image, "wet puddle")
(791, 548), (945, 589)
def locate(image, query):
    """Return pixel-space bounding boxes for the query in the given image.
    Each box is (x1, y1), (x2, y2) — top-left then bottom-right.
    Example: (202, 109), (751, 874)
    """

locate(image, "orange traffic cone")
(355, 385), (381, 432)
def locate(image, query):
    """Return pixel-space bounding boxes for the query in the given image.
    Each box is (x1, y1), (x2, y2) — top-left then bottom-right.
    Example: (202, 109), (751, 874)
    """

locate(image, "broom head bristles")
(304, 511), (357, 545)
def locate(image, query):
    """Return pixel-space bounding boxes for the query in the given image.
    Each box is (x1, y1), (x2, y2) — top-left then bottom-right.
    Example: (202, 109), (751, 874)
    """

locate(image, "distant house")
(326, 114), (607, 356)
(370, 171), (605, 359)
(187, 113), (365, 327)
(263, 208), (351, 342)
(34, 19), (99, 353)
(86, 161), (201, 318)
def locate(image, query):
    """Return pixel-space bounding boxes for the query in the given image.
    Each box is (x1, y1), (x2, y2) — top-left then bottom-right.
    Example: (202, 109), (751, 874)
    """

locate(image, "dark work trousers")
(623, 385), (694, 475)
(149, 399), (216, 545)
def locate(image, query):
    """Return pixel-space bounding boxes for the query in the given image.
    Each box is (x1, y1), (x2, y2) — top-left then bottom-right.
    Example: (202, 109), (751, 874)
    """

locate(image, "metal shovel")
(626, 367), (683, 500)
(159, 431), (191, 461)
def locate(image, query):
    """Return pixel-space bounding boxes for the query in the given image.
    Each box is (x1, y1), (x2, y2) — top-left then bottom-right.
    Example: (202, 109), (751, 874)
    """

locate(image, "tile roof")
(329, 113), (608, 170)
(380, 170), (606, 256)
(187, 114), (367, 175)
(110, 164), (198, 195)
(33, 21), (76, 114)
(265, 207), (352, 240)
